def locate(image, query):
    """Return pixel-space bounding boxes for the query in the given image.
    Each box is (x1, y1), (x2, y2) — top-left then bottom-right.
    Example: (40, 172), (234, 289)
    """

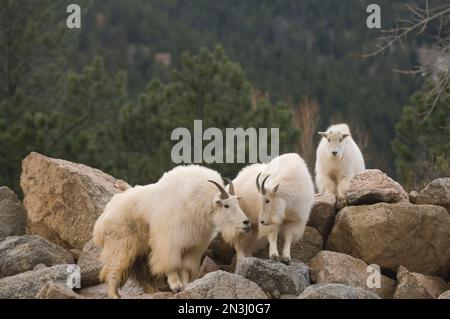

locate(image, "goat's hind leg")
(100, 238), (139, 299)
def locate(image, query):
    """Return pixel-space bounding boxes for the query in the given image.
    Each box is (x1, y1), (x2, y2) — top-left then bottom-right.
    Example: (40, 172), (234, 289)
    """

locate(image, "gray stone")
(307, 194), (336, 240)
(36, 282), (85, 299)
(235, 257), (310, 297)
(0, 235), (74, 278)
(78, 279), (159, 299)
(326, 203), (450, 277)
(438, 290), (450, 299)
(0, 187), (27, 238)
(345, 169), (409, 205)
(20, 152), (126, 249)
(78, 240), (102, 287)
(309, 250), (397, 298)
(176, 271), (267, 299)
(394, 266), (449, 299)
(299, 283), (381, 299)
(417, 178), (450, 213)
(0, 264), (74, 299)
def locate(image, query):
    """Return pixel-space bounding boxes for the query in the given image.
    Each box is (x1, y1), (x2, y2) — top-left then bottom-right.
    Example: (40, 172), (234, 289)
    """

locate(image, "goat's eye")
(224, 204), (229, 209)
(327, 139), (330, 142)
(265, 199), (270, 204)
(339, 139), (342, 142)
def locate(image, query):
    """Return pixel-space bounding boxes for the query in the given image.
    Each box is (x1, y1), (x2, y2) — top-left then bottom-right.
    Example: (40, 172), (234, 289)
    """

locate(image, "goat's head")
(208, 179), (250, 237)
(256, 173), (285, 226)
(318, 130), (350, 159)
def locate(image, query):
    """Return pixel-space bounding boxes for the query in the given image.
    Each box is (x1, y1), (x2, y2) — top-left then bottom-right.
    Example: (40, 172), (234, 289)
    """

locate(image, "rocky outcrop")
(438, 290), (450, 299)
(78, 240), (102, 287)
(326, 203), (450, 277)
(307, 194), (336, 240)
(0, 235), (74, 278)
(36, 282), (85, 299)
(345, 170), (409, 205)
(298, 283), (381, 299)
(198, 256), (220, 279)
(0, 187), (27, 238)
(0, 264), (74, 299)
(20, 152), (126, 249)
(393, 266), (449, 299)
(235, 257), (310, 298)
(416, 178), (450, 213)
(309, 251), (396, 298)
(176, 271), (267, 299)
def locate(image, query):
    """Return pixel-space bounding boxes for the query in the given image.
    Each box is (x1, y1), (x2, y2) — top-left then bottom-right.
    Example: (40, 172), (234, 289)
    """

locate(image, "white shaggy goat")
(93, 165), (249, 298)
(225, 153), (315, 264)
(315, 124), (365, 199)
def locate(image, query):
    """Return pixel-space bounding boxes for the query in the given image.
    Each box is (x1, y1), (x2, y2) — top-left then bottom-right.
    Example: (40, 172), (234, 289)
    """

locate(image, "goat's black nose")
(243, 220), (250, 225)
(332, 151), (338, 156)
(260, 220), (265, 225)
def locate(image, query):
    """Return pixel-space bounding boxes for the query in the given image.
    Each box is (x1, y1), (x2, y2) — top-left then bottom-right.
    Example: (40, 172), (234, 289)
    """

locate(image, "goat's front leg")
(180, 269), (190, 285)
(267, 230), (279, 261)
(167, 271), (183, 293)
(280, 232), (293, 265)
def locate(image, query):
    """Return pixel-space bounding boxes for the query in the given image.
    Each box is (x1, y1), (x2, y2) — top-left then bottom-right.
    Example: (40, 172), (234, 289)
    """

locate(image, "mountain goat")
(225, 153), (315, 264)
(315, 123), (365, 199)
(93, 165), (249, 298)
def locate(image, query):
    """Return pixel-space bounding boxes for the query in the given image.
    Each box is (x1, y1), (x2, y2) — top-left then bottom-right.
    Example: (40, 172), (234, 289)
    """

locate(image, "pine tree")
(392, 78), (450, 190)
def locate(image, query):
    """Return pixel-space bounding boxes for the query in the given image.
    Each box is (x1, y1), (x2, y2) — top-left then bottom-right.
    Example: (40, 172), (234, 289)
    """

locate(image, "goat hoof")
(171, 285), (183, 294)
(280, 257), (291, 265)
(270, 254), (279, 262)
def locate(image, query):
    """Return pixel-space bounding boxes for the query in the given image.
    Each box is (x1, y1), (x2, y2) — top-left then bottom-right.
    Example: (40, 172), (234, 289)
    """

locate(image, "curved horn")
(256, 172), (262, 193)
(261, 175), (270, 195)
(208, 180), (229, 199)
(224, 178), (235, 196)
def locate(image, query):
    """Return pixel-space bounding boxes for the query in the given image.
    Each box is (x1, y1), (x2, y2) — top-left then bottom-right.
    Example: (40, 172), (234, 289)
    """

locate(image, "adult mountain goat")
(93, 165), (249, 298)
(315, 123), (365, 199)
(225, 153), (315, 264)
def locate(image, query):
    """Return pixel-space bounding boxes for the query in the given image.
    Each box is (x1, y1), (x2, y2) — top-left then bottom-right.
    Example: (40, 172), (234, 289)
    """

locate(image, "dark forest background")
(0, 0), (449, 195)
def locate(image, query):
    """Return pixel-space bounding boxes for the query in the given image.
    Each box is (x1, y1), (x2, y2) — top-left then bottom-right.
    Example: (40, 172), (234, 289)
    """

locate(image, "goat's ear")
(236, 196), (243, 200)
(272, 184), (280, 193)
(318, 132), (328, 139)
(342, 133), (350, 139)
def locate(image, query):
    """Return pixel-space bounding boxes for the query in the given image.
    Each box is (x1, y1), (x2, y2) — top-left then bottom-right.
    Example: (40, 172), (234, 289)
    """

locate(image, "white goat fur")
(227, 153), (315, 263)
(315, 123), (365, 198)
(93, 165), (248, 298)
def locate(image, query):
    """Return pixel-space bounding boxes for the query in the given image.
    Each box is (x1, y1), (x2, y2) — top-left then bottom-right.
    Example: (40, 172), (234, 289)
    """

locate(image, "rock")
(70, 249), (81, 263)
(33, 264), (48, 271)
(79, 279), (152, 299)
(0, 264), (74, 299)
(78, 240), (102, 287)
(438, 290), (450, 299)
(417, 178), (450, 213)
(309, 251), (396, 298)
(345, 169), (409, 205)
(0, 187), (27, 238)
(409, 191), (419, 204)
(36, 282), (85, 299)
(198, 256), (220, 279)
(254, 227), (323, 264)
(20, 152), (126, 249)
(176, 271), (267, 299)
(299, 283), (381, 299)
(206, 234), (235, 265)
(394, 266), (449, 299)
(326, 203), (450, 277)
(0, 235), (74, 278)
(235, 257), (310, 298)
(307, 194), (336, 240)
